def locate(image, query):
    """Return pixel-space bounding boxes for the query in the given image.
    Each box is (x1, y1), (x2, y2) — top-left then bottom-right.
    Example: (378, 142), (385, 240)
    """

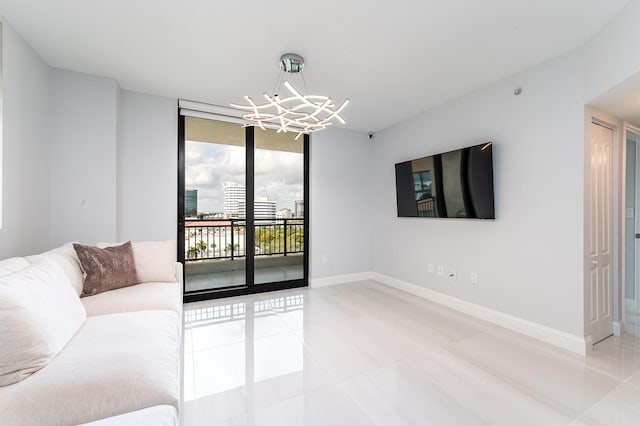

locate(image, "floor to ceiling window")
(178, 106), (309, 301)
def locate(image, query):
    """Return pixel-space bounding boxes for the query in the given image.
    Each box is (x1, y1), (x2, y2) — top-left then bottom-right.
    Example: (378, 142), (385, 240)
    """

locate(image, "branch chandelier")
(231, 53), (350, 139)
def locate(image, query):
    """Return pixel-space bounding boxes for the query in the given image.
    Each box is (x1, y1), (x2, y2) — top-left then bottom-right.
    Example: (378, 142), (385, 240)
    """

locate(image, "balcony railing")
(185, 218), (304, 261)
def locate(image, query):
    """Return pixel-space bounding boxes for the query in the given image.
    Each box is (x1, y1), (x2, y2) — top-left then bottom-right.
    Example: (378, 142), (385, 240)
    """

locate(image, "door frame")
(584, 107), (625, 350)
(177, 111), (310, 302)
(623, 124), (640, 315)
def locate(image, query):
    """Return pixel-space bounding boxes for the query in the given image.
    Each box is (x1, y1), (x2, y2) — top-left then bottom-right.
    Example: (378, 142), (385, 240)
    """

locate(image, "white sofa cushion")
(0, 256), (86, 386)
(82, 281), (182, 316)
(131, 240), (176, 283)
(0, 310), (181, 425)
(0, 257), (29, 277)
(78, 405), (178, 426)
(98, 240), (176, 283)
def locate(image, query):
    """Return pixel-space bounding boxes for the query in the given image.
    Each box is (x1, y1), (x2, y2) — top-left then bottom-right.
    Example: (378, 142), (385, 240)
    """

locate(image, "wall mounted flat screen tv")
(395, 142), (495, 219)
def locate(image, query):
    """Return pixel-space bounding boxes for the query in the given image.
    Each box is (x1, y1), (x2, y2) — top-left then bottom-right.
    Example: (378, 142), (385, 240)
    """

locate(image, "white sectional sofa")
(0, 241), (183, 426)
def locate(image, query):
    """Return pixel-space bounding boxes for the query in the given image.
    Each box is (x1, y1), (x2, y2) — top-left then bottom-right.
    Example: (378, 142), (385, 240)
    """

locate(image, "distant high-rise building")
(224, 182), (245, 218)
(238, 197), (276, 220)
(255, 198), (276, 219)
(294, 200), (304, 218)
(276, 208), (293, 219)
(185, 189), (198, 217)
(224, 182), (279, 219)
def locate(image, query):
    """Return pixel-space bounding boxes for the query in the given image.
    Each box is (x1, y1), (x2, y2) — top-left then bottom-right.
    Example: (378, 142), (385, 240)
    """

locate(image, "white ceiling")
(0, 0), (630, 132)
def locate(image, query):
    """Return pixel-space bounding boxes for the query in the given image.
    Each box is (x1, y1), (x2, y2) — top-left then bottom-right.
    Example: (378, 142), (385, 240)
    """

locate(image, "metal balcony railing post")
(230, 220), (235, 260)
(283, 219), (288, 256)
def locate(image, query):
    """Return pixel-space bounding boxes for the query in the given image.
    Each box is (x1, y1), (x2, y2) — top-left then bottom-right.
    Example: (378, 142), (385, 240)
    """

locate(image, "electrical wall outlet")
(428, 264), (434, 273)
(470, 272), (479, 284)
(322, 254), (328, 263)
(449, 270), (457, 280)
(437, 266), (444, 276)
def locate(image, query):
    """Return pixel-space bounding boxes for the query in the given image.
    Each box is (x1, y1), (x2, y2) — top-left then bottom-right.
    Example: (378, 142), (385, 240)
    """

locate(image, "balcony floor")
(185, 263), (304, 292)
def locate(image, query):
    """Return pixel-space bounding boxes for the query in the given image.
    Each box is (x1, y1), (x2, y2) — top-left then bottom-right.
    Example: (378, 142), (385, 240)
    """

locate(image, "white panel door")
(589, 122), (614, 343)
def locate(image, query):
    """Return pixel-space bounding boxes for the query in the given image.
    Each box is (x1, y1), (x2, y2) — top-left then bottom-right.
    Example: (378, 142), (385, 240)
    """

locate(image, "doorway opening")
(586, 108), (640, 350)
(586, 117), (615, 345)
(624, 127), (640, 335)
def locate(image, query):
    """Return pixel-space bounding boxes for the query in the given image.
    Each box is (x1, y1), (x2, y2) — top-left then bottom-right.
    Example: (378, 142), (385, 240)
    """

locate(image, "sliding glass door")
(254, 127), (305, 285)
(181, 118), (247, 292)
(178, 113), (308, 301)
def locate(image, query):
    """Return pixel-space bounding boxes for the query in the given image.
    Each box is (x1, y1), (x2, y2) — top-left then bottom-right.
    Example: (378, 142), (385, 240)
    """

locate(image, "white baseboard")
(370, 272), (589, 356)
(310, 272), (372, 288)
(613, 320), (624, 337)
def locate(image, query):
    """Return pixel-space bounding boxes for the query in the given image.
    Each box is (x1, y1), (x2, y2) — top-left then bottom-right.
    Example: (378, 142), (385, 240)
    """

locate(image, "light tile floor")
(182, 280), (640, 426)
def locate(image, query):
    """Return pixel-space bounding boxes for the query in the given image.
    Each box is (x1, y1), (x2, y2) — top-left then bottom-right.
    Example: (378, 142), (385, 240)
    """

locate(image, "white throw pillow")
(97, 240), (177, 283)
(28, 242), (85, 296)
(0, 256), (87, 386)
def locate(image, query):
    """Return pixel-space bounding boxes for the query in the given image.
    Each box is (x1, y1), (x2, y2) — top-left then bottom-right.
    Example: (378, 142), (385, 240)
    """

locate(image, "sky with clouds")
(186, 141), (304, 214)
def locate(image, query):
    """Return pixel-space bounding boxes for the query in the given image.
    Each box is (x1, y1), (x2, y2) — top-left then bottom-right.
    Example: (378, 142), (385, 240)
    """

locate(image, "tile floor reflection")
(183, 280), (640, 425)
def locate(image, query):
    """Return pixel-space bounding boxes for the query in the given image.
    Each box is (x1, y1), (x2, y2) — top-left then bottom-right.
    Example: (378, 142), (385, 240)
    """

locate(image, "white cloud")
(186, 141), (304, 214)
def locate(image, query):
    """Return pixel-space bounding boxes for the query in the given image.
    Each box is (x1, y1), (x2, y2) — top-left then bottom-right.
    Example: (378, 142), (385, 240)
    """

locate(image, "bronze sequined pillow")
(73, 242), (139, 297)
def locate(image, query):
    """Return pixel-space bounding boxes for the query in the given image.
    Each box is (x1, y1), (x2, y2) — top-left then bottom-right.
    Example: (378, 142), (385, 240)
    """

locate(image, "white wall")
(371, 52), (586, 337)
(117, 90), (177, 242)
(310, 127), (372, 279)
(48, 69), (119, 246)
(0, 22), (50, 258)
(583, 0), (640, 103)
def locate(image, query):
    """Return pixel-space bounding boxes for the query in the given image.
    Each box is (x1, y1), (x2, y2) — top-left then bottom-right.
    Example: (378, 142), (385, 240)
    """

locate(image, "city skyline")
(185, 140), (303, 214)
